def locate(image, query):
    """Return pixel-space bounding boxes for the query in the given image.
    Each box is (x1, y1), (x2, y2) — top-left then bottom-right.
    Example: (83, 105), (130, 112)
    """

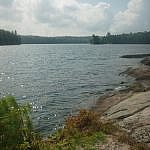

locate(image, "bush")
(0, 96), (32, 150)
(64, 109), (101, 134)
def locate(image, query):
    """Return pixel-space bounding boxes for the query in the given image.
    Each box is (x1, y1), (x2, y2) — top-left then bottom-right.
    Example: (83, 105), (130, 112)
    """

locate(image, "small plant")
(64, 109), (101, 134)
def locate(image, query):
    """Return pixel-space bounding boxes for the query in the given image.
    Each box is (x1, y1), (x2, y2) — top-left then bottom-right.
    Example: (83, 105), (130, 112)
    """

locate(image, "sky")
(0, 0), (150, 36)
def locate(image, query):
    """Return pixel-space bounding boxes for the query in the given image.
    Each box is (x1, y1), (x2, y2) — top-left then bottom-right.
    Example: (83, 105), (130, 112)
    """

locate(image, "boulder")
(121, 54), (150, 58)
(141, 57), (150, 66)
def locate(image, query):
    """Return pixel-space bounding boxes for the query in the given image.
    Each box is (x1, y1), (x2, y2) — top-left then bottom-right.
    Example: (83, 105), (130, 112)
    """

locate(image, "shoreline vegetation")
(90, 31), (150, 44)
(0, 29), (150, 45)
(21, 31), (150, 44)
(0, 29), (21, 45)
(1, 56), (150, 150)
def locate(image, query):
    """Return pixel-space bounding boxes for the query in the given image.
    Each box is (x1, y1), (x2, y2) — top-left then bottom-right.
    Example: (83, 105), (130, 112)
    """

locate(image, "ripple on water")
(20, 84), (24, 88)
(22, 95), (26, 99)
(0, 44), (149, 136)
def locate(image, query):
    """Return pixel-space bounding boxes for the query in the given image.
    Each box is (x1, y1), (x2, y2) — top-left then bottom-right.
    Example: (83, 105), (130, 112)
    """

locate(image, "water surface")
(0, 44), (149, 135)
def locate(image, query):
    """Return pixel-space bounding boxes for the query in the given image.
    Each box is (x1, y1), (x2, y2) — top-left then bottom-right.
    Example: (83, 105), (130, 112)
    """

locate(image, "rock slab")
(105, 91), (150, 143)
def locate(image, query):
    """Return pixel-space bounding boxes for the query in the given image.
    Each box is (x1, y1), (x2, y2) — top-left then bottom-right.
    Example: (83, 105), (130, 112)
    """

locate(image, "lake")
(0, 44), (149, 135)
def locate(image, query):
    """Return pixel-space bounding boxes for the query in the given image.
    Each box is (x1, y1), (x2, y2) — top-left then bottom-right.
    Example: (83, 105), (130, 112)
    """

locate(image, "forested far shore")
(21, 35), (91, 44)
(1, 29), (150, 45)
(22, 31), (150, 44)
(90, 31), (150, 44)
(0, 29), (21, 45)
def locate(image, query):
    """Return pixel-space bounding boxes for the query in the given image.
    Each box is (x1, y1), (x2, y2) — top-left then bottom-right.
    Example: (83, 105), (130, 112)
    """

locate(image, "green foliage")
(35, 130), (105, 150)
(0, 96), (32, 150)
(0, 29), (21, 45)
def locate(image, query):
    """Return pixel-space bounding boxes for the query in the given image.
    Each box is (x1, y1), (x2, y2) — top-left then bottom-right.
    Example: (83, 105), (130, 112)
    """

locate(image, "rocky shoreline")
(93, 56), (150, 149)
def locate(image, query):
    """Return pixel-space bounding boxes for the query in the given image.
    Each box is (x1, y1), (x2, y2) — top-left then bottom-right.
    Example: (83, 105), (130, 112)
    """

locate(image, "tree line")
(1, 29), (150, 45)
(90, 31), (150, 44)
(0, 29), (21, 45)
(21, 35), (90, 44)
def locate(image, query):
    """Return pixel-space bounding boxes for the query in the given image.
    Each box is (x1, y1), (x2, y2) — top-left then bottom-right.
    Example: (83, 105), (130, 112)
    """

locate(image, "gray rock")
(132, 125), (150, 143)
(105, 91), (150, 120)
(121, 54), (150, 58)
(141, 57), (150, 66)
(105, 91), (150, 143)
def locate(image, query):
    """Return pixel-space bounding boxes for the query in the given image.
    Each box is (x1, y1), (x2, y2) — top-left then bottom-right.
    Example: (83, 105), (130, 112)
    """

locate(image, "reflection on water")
(0, 44), (150, 135)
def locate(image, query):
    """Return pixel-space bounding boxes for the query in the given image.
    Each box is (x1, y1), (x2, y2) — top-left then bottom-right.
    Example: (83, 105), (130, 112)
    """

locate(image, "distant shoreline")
(21, 31), (150, 44)
(0, 43), (21, 46)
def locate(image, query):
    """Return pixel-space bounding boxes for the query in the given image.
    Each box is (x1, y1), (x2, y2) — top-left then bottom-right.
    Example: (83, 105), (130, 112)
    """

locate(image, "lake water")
(0, 44), (149, 135)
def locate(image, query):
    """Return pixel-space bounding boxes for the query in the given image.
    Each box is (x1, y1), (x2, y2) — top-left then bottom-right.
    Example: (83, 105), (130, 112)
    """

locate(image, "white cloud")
(110, 0), (150, 33)
(0, 0), (23, 22)
(0, 0), (149, 36)
(0, 0), (14, 7)
(33, 0), (111, 35)
(74, 2), (111, 30)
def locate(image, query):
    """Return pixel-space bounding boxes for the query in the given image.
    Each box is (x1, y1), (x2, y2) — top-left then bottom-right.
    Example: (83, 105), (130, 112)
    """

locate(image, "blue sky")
(0, 0), (149, 36)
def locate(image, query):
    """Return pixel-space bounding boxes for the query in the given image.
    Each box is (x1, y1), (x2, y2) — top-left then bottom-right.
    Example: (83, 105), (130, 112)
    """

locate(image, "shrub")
(64, 109), (101, 134)
(0, 96), (32, 150)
